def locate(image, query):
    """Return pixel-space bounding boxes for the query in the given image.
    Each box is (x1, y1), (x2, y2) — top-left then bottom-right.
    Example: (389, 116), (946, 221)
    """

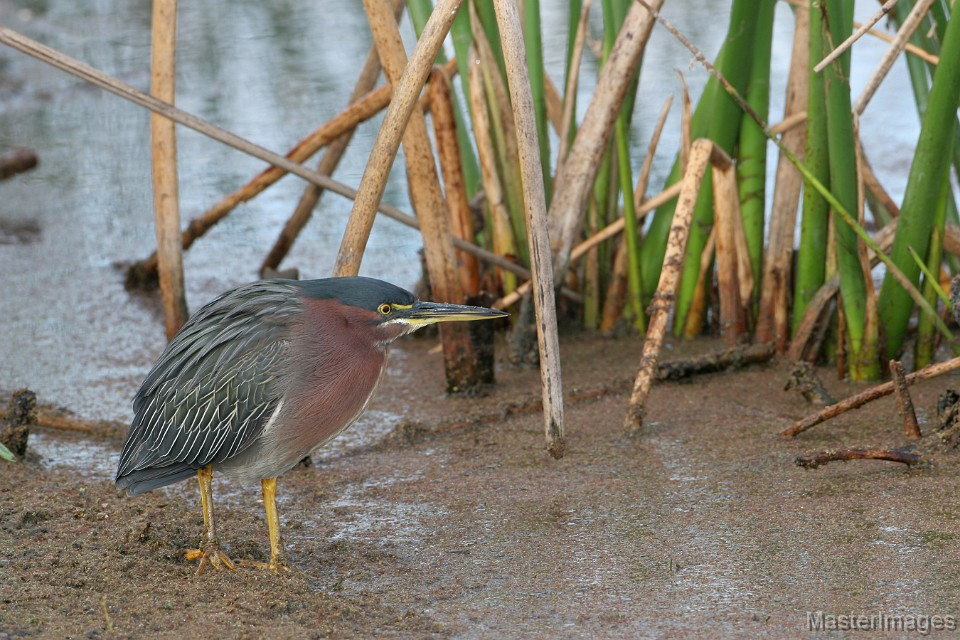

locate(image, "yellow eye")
(378, 303), (392, 315)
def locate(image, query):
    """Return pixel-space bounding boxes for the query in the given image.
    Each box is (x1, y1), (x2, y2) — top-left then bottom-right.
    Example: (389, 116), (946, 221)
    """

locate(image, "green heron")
(115, 276), (506, 573)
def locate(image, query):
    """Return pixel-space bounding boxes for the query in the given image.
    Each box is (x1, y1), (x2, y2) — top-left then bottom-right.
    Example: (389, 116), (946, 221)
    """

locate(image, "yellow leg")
(263, 477), (290, 572)
(238, 477), (290, 573)
(184, 465), (237, 574)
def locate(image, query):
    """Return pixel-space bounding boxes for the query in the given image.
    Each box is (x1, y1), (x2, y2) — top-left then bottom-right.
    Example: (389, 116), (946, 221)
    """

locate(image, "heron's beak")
(404, 301), (508, 326)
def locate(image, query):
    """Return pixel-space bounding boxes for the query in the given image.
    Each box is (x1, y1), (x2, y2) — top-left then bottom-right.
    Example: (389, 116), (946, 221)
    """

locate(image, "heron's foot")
(185, 541), (237, 574)
(237, 552), (292, 574)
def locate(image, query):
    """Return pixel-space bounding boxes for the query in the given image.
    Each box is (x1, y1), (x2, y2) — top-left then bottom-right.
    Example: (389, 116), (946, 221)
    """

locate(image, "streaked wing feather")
(117, 281), (301, 481)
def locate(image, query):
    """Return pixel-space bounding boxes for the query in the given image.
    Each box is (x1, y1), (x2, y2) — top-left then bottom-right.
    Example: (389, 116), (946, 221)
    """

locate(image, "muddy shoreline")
(4, 336), (960, 638)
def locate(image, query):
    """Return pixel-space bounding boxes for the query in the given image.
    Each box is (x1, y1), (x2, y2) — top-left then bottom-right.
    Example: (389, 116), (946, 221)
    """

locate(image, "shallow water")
(0, 0), (921, 424)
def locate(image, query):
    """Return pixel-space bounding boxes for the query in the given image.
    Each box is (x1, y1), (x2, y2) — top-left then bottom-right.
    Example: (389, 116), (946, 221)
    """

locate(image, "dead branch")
(129, 84), (392, 286)
(260, 2), (403, 276)
(492, 182), (681, 310)
(796, 447), (925, 469)
(656, 342), (774, 381)
(853, 22), (939, 65)
(782, 356), (960, 437)
(788, 219), (898, 362)
(755, 2), (808, 351)
(852, 0), (936, 114)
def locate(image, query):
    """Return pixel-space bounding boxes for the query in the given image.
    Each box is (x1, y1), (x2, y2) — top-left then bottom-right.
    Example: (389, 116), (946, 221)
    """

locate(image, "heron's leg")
(239, 477), (290, 573)
(263, 477), (290, 572)
(185, 465), (236, 574)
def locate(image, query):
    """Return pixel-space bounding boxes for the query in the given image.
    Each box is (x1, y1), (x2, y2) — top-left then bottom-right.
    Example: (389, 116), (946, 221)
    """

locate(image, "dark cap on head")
(292, 277), (416, 312)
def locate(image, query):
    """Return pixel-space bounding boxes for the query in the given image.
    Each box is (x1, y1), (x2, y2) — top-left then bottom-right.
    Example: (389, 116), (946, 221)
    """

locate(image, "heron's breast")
(282, 298), (388, 452)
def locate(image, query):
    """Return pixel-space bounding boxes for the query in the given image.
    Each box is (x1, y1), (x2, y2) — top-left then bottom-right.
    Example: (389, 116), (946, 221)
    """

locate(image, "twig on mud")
(657, 342), (774, 381)
(782, 356), (960, 438)
(795, 447), (924, 469)
(890, 360), (922, 438)
(32, 413), (102, 435)
(0, 405), (123, 439)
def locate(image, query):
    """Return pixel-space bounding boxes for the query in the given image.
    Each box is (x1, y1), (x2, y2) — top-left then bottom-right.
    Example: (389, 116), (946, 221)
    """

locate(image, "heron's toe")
(186, 542), (237, 574)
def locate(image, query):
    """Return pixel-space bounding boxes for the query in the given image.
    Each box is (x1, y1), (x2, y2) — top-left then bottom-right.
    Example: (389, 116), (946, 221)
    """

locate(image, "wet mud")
(4, 336), (960, 638)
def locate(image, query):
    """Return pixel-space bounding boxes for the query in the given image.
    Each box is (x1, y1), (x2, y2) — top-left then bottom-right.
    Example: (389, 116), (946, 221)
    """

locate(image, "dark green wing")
(115, 280), (302, 494)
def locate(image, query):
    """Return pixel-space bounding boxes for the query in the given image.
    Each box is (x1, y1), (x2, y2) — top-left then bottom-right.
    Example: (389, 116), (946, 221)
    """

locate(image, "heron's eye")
(378, 303), (392, 315)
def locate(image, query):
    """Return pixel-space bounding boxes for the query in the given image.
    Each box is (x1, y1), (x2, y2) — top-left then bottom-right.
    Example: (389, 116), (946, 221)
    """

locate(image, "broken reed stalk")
(769, 111), (807, 135)
(469, 3), (527, 270)
(812, 0), (899, 73)
(430, 69), (481, 297)
(852, 0), (936, 115)
(493, 0), (565, 459)
(150, 0), (187, 340)
(261, 38), (389, 276)
(712, 159), (749, 344)
(683, 229), (715, 338)
(890, 359), (922, 438)
(624, 139), (722, 433)
(333, 0), (462, 277)
(782, 355), (960, 438)
(548, 0), (661, 283)
(361, 0), (478, 392)
(854, 23), (939, 66)
(135, 84), (392, 281)
(555, 0), (592, 168)
(492, 182), (682, 311)
(756, 2), (808, 351)
(0, 28), (361, 206)
(634, 97), (674, 217)
(466, 42), (519, 293)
